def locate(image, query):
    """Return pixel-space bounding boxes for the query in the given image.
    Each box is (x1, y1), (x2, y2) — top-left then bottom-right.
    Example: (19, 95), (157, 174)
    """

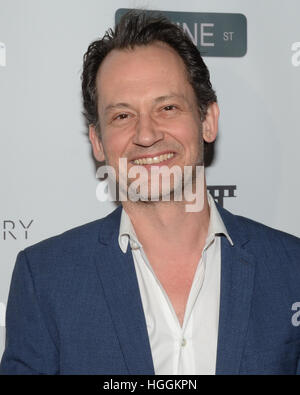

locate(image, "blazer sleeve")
(0, 250), (59, 375)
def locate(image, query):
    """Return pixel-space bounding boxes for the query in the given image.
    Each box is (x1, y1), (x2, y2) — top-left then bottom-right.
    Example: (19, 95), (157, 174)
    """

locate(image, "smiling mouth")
(132, 152), (175, 165)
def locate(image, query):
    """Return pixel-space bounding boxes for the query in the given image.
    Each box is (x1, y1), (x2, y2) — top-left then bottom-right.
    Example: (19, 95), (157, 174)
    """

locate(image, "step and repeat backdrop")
(0, 0), (299, 358)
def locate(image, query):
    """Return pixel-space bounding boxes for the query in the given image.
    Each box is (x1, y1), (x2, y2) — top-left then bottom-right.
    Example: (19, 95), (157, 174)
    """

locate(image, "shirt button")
(130, 241), (139, 250)
(181, 338), (187, 347)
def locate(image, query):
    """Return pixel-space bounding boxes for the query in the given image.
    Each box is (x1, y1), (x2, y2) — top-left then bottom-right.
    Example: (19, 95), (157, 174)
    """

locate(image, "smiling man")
(1, 10), (300, 375)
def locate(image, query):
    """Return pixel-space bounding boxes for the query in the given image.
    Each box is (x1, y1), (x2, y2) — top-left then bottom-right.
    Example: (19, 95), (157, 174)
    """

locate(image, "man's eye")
(164, 105), (176, 111)
(114, 113), (129, 120)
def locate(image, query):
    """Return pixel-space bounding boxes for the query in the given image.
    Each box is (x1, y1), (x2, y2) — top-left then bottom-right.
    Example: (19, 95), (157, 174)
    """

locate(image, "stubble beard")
(115, 140), (205, 205)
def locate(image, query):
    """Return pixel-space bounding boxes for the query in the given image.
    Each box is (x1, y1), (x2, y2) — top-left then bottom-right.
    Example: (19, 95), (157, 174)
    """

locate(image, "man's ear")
(89, 125), (105, 162)
(202, 102), (220, 143)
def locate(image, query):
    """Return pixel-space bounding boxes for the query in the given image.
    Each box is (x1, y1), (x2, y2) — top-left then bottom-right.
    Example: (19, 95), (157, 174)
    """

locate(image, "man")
(1, 11), (300, 375)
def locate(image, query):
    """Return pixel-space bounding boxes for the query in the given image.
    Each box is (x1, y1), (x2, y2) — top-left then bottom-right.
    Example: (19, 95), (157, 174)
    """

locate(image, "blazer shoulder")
(217, 203), (300, 257)
(21, 206), (122, 271)
(235, 213), (300, 247)
(230, 212), (300, 273)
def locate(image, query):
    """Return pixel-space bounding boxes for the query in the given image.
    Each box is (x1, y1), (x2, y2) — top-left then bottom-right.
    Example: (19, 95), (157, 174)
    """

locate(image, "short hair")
(81, 10), (217, 135)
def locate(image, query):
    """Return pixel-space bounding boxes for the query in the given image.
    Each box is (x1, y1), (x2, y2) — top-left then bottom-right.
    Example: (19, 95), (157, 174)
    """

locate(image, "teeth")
(133, 152), (174, 165)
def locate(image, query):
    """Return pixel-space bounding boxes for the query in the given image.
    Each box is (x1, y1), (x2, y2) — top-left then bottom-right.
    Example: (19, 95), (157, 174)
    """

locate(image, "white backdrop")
(0, 0), (299, 358)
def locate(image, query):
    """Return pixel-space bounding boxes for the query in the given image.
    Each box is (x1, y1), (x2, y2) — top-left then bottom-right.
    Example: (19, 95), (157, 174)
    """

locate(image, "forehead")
(95, 42), (192, 107)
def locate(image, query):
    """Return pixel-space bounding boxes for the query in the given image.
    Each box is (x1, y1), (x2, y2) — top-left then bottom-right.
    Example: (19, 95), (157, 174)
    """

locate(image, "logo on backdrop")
(115, 9), (247, 57)
(0, 42), (6, 67)
(207, 185), (236, 207)
(291, 42), (300, 67)
(1, 220), (34, 240)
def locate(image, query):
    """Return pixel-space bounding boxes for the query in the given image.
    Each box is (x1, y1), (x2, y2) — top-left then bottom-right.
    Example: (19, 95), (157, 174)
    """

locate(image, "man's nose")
(132, 113), (164, 147)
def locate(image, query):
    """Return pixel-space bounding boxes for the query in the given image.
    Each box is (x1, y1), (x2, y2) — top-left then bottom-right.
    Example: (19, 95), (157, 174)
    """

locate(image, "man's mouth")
(131, 152), (175, 165)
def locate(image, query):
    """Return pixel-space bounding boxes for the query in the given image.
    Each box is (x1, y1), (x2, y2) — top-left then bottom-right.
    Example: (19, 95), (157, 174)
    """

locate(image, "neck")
(122, 181), (210, 255)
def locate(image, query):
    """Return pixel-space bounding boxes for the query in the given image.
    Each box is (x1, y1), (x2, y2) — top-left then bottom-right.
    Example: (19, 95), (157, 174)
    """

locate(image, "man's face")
(90, 42), (218, 200)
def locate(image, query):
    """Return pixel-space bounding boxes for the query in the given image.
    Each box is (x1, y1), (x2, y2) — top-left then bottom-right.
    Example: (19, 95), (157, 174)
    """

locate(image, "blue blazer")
(1, 203), (300, 375)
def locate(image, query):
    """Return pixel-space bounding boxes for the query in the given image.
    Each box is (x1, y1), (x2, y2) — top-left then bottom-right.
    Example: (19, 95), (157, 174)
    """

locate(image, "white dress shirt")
(118, 192), (233, 375)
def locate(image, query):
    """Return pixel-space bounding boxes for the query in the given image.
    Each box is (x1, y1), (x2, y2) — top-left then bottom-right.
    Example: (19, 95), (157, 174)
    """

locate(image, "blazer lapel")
(93, 206), (154, 375)
(215, 205), (256, 375)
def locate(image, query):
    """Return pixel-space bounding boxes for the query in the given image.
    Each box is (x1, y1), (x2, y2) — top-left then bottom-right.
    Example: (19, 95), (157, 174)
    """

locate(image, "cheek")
(175, 121), (203, 163)
(171, 118), (201, 146)
(102, 131), (129, 162)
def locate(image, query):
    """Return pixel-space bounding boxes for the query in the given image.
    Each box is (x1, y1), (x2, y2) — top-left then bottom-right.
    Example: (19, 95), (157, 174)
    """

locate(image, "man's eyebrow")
(104, 102), (131, 114)
(154, 94), (187, 103)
